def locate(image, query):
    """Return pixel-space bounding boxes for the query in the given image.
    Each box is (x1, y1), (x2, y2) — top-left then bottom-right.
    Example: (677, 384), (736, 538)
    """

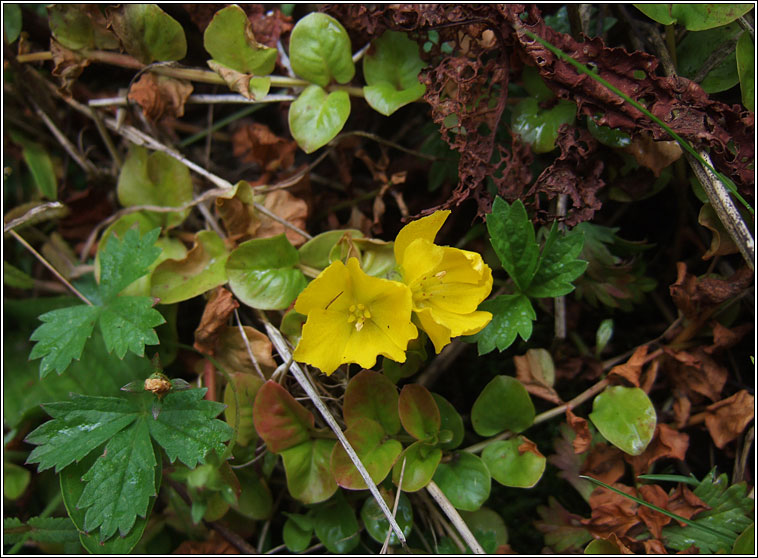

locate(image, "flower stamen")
(348, 303), (370, 331)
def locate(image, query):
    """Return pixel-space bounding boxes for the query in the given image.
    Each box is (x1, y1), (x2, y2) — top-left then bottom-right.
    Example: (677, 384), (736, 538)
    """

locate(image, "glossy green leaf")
(512, 98), (576, 153)
(107, 4), (186, 64)
(78, 418), (156, 540)
(203, 5), (277, 75)
(3, 462), (31, 500)
(280, 439), (338, 504)
(433, 452), (491, 511)
(634, 4), (754, 30)
(331, 417), (403, 489)
(392, 441), (442, 492)
(487, 198), (539, 291)
(48, 4), (119, 50)
(737, 31), (755, 111)
(235, 468), (273, 520)
(343, 369), (401, 435)
(289, 12), (355, 86)
(227, 234), (306, 310)
(288, 85), (350, 154)
(460, 507), (509, 551)
(481, 437), (546, 488)
(4, 4), (22, 44)
(298, 229), (364, 269)
(9, 131), (57, 200)
(383, 334), (428, 383)
(363, 30), (426, 115)
(117, 146), (193, 229)
(283, 514), (313, 552)
(398, 384), (441, 442)
(151, 230), (229, 305)
(595, 319), (614, 356)
(361, 492), (414, 546)
(733, 522), (755, 554)
(432, 393), (465, 450)
(589, 386), (656, 456)
(352, 238), (397, 277)
(472, 293), (536, 355)
(586, 117), (631, 148)
(584, 538), (624, 554)
(677, 24), (741, 93)
(312, 492), (360, 554)
(253, 380), (314, 453)
(224, 373), (264, 447)
(3, 517), (79, 545)
(526, 222), (587, 298)
(471, 376), (535, 437)
(521, 65), (555, 102)
(147, 389), (233, 468)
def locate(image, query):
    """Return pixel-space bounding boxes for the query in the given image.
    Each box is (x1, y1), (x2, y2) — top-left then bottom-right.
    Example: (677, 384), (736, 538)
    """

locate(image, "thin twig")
(554, 194), (568, 340)
(88, 93), (297, 108)
(234, 308), (266, 380)
(32, 103), (99, 176)
(425, 480), (485, 554)
(381, 457), (407, 553)
(9, 230), (93, 306)
(258, 312), (409, 548)
(3, 201), (68, 233)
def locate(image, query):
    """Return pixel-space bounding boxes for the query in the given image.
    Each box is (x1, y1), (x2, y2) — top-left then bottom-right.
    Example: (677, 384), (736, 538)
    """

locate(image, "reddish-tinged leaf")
(252, 381), (314, 453)
(331, 417), (402, 489)
(581, 444), (625, 486)
(514, 349), (562, 404)
(548, 424), (593, 501)
(343, 370), (400, 435)
(565, 408), (591, 454)
(534, 496), (593, 552)
(398, 384), (440, 442)
(624, 424), (689, 477)
(704, 390), (755, 449)
(636, 484), (670, 539)
(193, 287), (239, 355)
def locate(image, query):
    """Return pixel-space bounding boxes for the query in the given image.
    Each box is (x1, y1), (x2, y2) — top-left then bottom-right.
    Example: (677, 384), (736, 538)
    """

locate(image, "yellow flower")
(394, 210), (493, 353)
(293, 257), (418, 375)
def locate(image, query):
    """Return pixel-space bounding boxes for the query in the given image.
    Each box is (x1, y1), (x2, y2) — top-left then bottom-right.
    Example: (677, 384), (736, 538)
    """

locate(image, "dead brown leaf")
(607, 345), (648, 387)
(663, 347), (728, 402)
(514, 348), (562, 404)
(128, 73), (193, 121)
(50, 39), (90, 93)
(232, 123), (296, 172)
(703, 390), (755, 449)
(548, 424), (594, 501)
(255, 189), (309, 246)
(705, 322), (753, 355)
(566, 408), (591, 454)
(534, 496), (593, 553)
(672, 392), (691, 429)
(669, 262), (754, 320)
(642, 538), (668, 554)
(583, 483), (639, 539)
(666, 484), (709, 526)
(518, 436), (544, 457)
(193, 287), (239, 355)
(213, 325), (276, 377)
(624, 424), (689, 476)
(622, 133), (682, 177)
(581, 443), (625, 485)
(637, 484), (670, 539)
(173, 537), (239, 554)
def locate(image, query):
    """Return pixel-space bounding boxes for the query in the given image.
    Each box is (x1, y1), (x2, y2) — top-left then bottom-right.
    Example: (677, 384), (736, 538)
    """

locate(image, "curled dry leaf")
(705, 322), (753, 355)
(663, 347), (727, 402)
(580, 443), (625, 486)
(517, 437), (544, 457)
(624, 424), (689, 477)
(583, 482), (639, 539)
(213, 325), (276, 377)
(636, 483), (670, 539)
(565, 408), (591, 454)
(669, 262), (754, 320)
(255, 189), (308, 246)
(622, 133), (682, 177)
(50, 39), (90, 93)
(703, 390), (755, 449)
(193, 287), (239, 355)
(607, 345), (648, 387)
(665, 484), (708, 525)
(128, 73), (193, 121)
(232, 123), (296, 171)
(514, 348), (562, 404)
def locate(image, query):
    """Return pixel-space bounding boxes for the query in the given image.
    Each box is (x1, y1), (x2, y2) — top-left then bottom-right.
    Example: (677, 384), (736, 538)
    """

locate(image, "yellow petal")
(426, 306), (492, 338)
(400, 238), (445, 286)
(293, 309), (354, 375)
(394, 210), (450, 267)
(414, 307), (452, 354)
(294, 259), (352, 315)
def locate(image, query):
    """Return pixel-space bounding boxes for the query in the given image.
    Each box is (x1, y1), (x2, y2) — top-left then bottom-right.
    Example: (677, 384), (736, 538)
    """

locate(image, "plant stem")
(425, 481), (485, 554)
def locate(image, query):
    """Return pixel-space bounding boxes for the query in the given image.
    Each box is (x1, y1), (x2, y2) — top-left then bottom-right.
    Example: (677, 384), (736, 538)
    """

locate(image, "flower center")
(347, 303), (372, 331)
(411, 270), (447, 302)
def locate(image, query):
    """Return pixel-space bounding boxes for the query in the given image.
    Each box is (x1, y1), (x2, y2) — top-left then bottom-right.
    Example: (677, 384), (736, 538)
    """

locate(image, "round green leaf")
(521, 65), (555, 102)
(398, 384), (441, 442)
(432, 452), (491, 511)
(235, 468), (273, 520)
(288, 85), (350, 154)
(281, 439), (338, 504)
(460, 507), (509, 550)
(150, 231), (229, 305)
(283, 514), (313, 552)
(635, 4), (754, 30)
(3, 462), (31, 500)
(48, 4), (96, 50)
(331, 417), (402, 489)
(432, 393), (465, 451)
(512, 98), (577, 153)
(107, 4), (186, 64)
(117, 146), (193, 228)
(312, 493), (360, 553)
(4, 4), (22, 44)
(298, 229), (364, 269)
(677, 24), (741, 94)
(737, 32), (754, 111)
(589, 386), (656, 456)
(586, 117), (631, 148)
(392, 441), (442, 492)
(289, 12), (355, 86)
(226, 234), (307, 310)
(584, 537), (625, 554)
(481, 437), (546, 488)
(203, 5), (277, 75)
(361, 492), (414, 546)
(224, 373), (264, 447)
(363, 30), (426, 116)
(344, 369), (401, 434)
(471, 376), (535, 437)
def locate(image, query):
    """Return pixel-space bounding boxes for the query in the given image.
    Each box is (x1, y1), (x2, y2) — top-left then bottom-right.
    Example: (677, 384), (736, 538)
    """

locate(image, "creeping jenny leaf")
(433, 393), (465, 450)
(392, 441), (442, 492)
(432, 452), (491, 511)
(147, 389), (233, 468)
(280, 439), (338, 504)
(288, 85), (350, 154)
(677, 24), (741, 94)
(107, 4), (186, 64)
(203, 5), (277, 75)
(362, 492), (414, 546)
(398, 384), (441, 442)
(512, 98), (577, 153)
(253, 380), (314, 453)
(589, 386), (656, 456)
(331, 417), (402, 489)
(227, 234), (307, 310)
(472, 293), (536, 355)
(363, 30), (426, 116)
(634, 4), (754, 30)
(312, 493), (360, 553)
(736, 31), (755, 111)
(289, 12), (355, 86)
(471, 376), (535, 437)
(343, 369), (401, 435)
(481, 437), (546, 488)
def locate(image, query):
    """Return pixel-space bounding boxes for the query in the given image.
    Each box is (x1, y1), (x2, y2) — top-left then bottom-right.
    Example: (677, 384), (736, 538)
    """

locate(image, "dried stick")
(257, 312), (409, 548)
(425, 480), (485, 554)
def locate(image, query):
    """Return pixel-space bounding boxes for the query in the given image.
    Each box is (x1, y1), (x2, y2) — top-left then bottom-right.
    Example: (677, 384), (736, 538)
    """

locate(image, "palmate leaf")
(3, 516), (80, 545)
(526, 222), (587, 298)
(29, 227), (164, 377)
(25, 387), (232, 542)
(471, 293), (536, 355)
